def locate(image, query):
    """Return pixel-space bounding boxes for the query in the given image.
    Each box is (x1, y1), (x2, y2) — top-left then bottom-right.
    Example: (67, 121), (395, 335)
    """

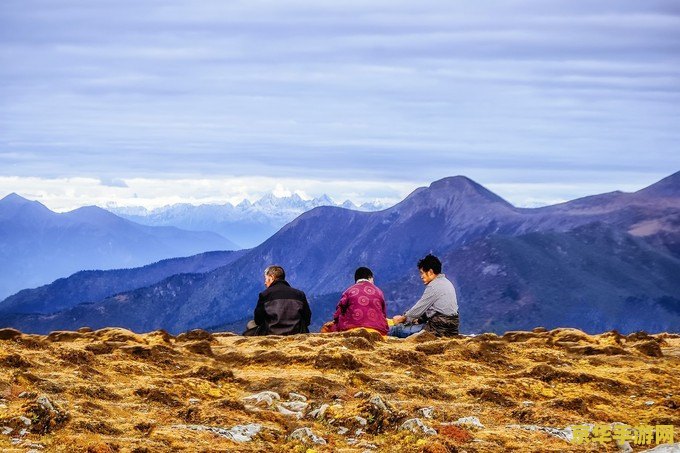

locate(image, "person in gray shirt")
(389, 254), (459, 338)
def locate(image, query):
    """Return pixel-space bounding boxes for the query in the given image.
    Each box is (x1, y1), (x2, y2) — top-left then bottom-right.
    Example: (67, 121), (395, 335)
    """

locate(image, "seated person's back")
(333, 267), (389, 335)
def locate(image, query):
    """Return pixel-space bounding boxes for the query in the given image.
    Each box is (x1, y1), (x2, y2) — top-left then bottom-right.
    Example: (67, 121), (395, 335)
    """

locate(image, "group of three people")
(243, 254), (459, 338)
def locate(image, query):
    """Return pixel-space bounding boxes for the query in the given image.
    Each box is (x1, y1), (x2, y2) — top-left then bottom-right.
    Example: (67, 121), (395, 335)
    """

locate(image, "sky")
(1, 0), (679, 211)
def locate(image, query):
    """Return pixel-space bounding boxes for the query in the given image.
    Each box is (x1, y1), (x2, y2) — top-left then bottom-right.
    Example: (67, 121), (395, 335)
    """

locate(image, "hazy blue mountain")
(0, 194), (239, 300)
(0, 249), (246, 315)
(2, 172), (678, 335)
(106, 193), (386, 248)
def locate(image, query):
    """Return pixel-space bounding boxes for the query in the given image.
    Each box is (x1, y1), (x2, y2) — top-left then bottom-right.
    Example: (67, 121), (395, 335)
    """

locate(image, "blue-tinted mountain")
(0, 249), (246, 316)
(0, 194), (239, 300)
(2, 172), (679, 334)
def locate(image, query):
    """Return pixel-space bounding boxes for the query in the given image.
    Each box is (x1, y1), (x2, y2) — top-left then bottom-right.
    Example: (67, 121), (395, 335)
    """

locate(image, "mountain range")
(106, 194), (385, 248)
(1, 171), (678, 335)
(0, 194), (239, 300)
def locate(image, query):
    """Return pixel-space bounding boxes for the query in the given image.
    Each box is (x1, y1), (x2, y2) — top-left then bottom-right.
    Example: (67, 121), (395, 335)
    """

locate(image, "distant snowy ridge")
(105, 193), (386, 247)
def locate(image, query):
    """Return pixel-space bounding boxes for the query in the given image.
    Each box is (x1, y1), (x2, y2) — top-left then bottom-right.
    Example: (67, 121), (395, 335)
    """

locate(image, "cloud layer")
(1, 0), (679, 206)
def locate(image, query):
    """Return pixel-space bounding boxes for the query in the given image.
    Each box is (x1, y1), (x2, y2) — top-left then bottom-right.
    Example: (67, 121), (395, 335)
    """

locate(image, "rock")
(645, 400), (655, 406)
(522, 401), (534, 407)
(619, 441), (633, 453)
(454, 416), (485, 429)
(242, 391), (280, 407)
(337, 427), (349, 435)
(188, 398), (200, 405)
(174, 423), (262, 442)
(355, 416), (368, 426)
(280, 401), (308, 412)
(288, 392), (307, 402)
(639, 443), (680, 453)
(308, 404), (329, 420)
(22, 395), (70, 434)
(19, 416), (32, 426)
(418, 407), (434, 418)
(276, 404), (303, 419)
(399, 418), (437, 436)
(369, 395), (389, 412)
(289, 427), (327, 445)
(0, 328), (22, 341)
(507, 424), (573, 442)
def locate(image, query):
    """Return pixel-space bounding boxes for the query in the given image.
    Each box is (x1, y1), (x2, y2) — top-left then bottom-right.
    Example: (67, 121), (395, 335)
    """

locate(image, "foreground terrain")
(0, 326), (678, 452)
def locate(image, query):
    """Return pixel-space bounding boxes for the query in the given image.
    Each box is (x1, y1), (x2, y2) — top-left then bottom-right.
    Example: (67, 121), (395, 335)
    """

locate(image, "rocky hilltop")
(0, 327), (678, 452)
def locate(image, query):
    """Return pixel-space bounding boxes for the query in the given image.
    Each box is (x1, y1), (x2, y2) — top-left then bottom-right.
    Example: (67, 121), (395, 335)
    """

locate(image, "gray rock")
(337, 427), (349, 435)
(618, 441), (633, 453)
(640, 444), (680, 453)
(276, 404), (303, 419)
(242, 391), (280, 407)
(188, 398), (201, 405)
(289, 427), (327, 445)
(355, 416), (368, 426)
(454, 416), (485, 429)
(288, 392), (307, 402)
(369, 395), (388, 412)
(174, 423), (262, 442)
(507, 424), (573, 442)
(308, 403), (329, 420)
(1, 426), (12, 435)
(281, 401), (308, 413)
(36, 396), (54, 412)
(399, 418), (437, 436)
(418, 407), (434, 419)
(522, 401), (534, 407)
(18, 416), (31, 427)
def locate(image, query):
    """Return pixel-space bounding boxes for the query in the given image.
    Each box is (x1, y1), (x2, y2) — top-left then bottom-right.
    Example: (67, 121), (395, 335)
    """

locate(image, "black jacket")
(251, 280), (311, 335)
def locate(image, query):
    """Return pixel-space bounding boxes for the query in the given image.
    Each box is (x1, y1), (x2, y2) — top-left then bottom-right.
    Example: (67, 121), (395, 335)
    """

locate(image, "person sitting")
(322, 267), (389, 336)
(243, 265), (311, 336)
(389, 254), (459, 338)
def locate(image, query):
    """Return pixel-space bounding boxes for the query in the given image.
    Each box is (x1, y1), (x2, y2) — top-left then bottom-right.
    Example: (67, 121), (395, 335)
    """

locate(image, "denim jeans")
(388, 322), (424, 338)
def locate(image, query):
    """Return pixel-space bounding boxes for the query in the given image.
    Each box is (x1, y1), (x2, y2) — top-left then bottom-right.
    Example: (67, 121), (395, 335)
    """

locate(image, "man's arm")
(254, 293), (266, 325)
(333, 292), (348, 323)
(404, 282), (437, 322)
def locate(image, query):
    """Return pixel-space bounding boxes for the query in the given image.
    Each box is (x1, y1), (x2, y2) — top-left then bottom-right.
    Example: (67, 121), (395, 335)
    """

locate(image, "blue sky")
(1, 0), (679, 210)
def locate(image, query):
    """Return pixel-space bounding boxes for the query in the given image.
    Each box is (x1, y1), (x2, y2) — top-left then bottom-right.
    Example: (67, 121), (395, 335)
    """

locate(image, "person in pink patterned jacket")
(326, 267), (389, 335)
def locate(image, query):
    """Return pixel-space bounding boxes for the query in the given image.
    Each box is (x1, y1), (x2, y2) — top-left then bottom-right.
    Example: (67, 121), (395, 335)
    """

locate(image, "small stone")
(522, 401), (534, 407)
(18, 416), (32, 426)
(281, 401), (308, 412)
(242, 391), (280, 407)
(189, 398), (201, 405)
(288, 392), (307, 402)
(645, 401), (654, 406)
(277, 404), (303, 419)
(355, 416), (367, 426)
(418, 407), (434, 418)
(618, 441), (633, 453)
(308, 404), (329, 420)
(1, 426), (12, 435)
(369, 395), (388, 412)
(454, 416), (485, 429)
(355, 428), (365, 436)
(354, 391), (366, 398)
(337, 427), (349, 435)
(36, 395), (55, 412)
(399, 418), (437, 436)
(289, 427), (327, 445)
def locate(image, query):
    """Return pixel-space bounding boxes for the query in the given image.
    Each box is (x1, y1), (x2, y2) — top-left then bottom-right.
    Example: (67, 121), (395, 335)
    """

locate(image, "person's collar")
(271, 279), (290, 287)
(356, 278), (371, 284)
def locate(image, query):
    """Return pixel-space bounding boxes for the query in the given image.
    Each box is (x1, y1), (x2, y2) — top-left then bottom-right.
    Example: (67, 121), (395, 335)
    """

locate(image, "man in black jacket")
(243, 265), (311, 336)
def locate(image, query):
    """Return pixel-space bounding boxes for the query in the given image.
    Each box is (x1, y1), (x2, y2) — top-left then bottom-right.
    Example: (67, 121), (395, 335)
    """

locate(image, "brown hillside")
(1, 327), (678, 452)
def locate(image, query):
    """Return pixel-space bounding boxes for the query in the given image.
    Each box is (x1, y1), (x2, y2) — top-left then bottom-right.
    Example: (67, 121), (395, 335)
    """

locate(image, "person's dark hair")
(417, 254), (442, 274)
(264, 265), (285, 281)
(354, 266), (373, 282)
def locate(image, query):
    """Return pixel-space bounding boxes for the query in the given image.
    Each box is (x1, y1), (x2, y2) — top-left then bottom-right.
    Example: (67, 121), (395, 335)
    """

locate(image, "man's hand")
(392, 315), (407, 324)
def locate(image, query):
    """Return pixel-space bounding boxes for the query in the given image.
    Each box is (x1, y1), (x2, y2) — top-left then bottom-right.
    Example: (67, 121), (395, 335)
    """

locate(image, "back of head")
(417, 254), (442, 274)
(265, 265), (286, 281)
(354, 266), (373, 282)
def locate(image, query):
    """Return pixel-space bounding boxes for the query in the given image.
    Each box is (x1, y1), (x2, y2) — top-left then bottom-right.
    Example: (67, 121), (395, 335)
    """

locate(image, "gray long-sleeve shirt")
(404, 273), (458, 322)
